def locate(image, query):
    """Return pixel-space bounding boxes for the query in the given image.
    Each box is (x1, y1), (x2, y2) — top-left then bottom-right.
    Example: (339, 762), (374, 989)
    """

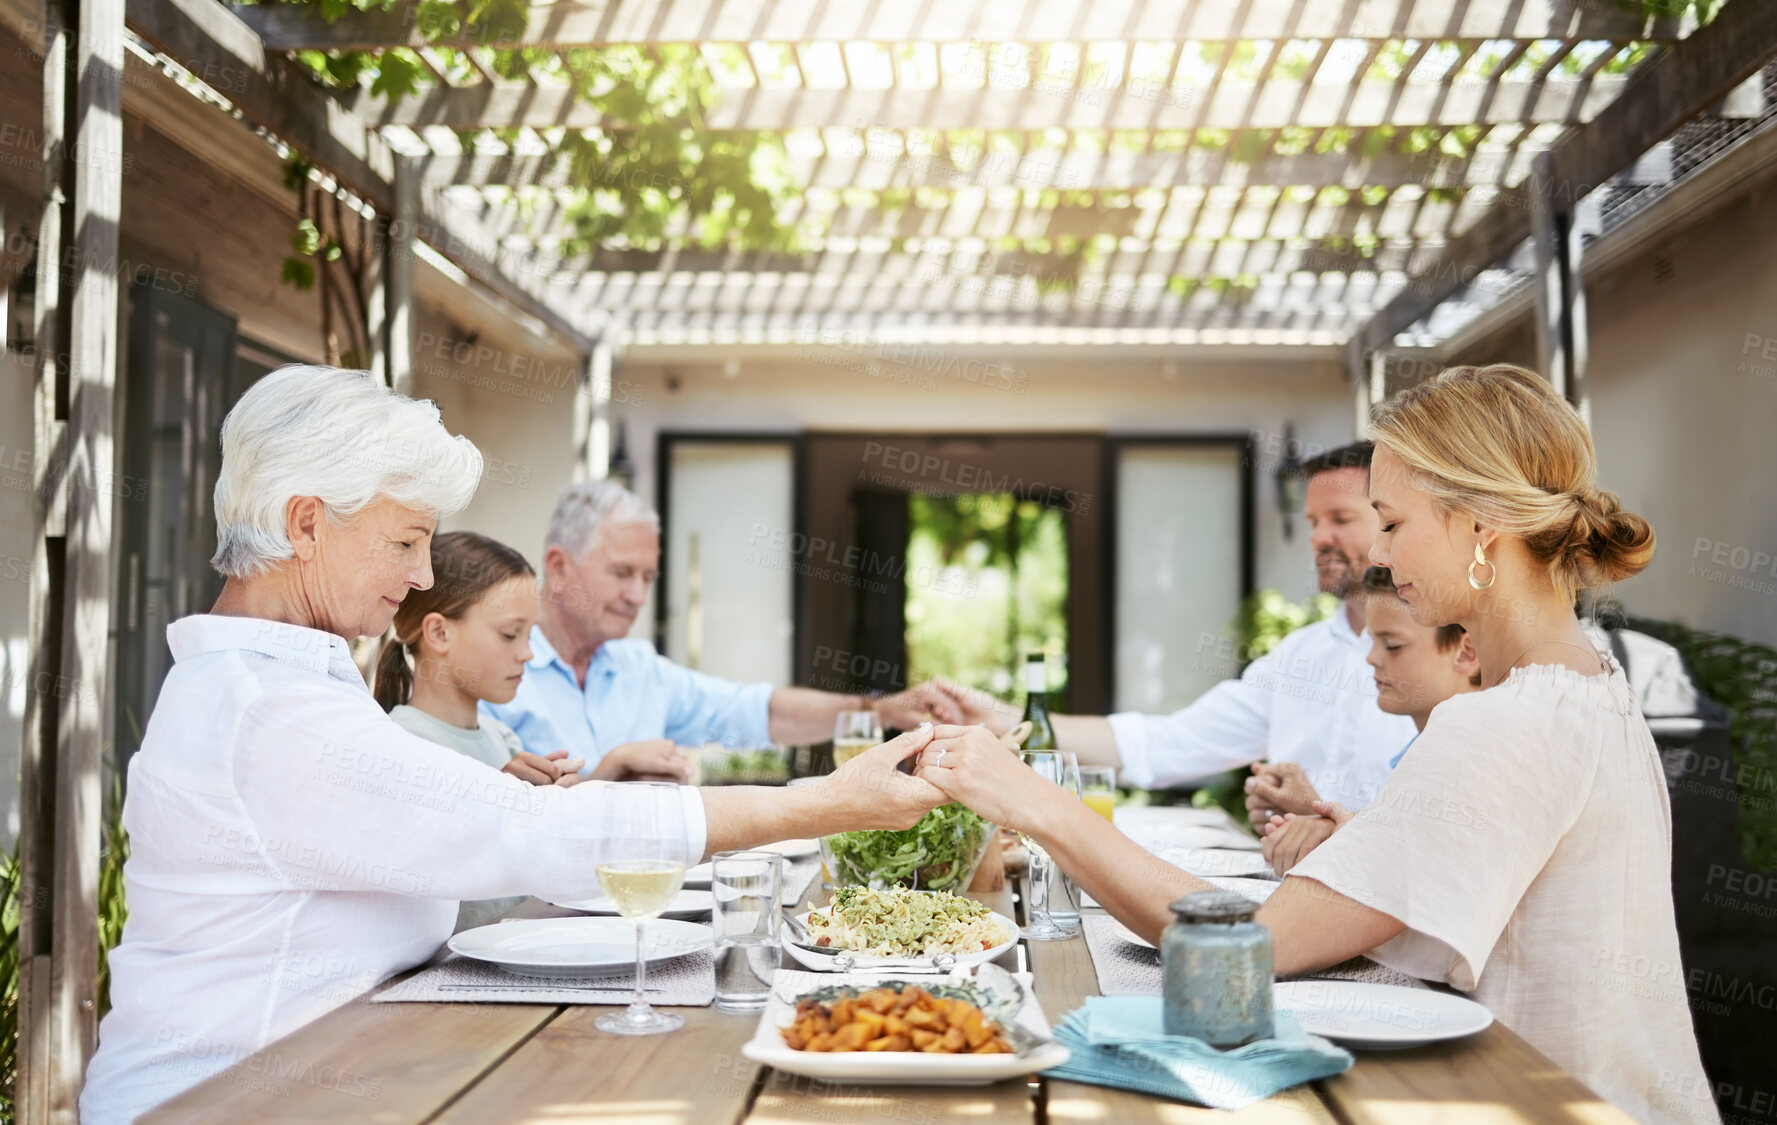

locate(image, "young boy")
(1255, 565), (1481, 873)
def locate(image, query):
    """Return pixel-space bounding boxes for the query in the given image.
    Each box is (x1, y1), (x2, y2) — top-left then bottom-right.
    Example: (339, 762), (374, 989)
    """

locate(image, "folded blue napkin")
(1040, 996), (1353, 1109)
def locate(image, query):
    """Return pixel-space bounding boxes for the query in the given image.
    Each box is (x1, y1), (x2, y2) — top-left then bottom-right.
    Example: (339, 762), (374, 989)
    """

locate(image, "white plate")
(1126, 825), (1264, 854)
(759, 838), (821, 859)
(1113, 806), (1235, 830)
(550, 888), (715, 918)
(783, 908), (1019, 972)
(682, 862), (714, 887)
(1275, 980), (1493, 1050)
(447, 917), (713, 980)
(741, 972), (1071, 1084)
(1156, 847), (1276, 879)
(1205, 876), (1281, 904)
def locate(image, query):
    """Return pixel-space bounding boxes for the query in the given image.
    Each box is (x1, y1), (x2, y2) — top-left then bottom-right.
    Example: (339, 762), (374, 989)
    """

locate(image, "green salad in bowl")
(821, 803), (995, 892)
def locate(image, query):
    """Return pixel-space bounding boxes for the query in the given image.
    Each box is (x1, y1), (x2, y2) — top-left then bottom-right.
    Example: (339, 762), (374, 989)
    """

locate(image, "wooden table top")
(144, 820), (1639, 1125)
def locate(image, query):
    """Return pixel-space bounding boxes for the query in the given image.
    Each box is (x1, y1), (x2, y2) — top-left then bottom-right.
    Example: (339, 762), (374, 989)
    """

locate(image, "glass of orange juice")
(1080, 766), (1117, 821)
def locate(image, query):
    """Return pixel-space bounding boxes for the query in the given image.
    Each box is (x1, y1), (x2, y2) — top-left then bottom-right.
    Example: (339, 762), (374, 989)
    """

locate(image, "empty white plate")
(551, 888), (715, 918)
(448, 917), (713, 980)
(1205, 876), (1281, 903)
(1274, 980), (1493, 1050)
(758, 838), (821, 859)
(1158, 847), (1275, 879)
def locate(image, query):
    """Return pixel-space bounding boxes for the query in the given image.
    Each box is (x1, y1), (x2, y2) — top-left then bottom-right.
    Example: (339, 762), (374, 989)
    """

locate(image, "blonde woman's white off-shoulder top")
(1290, 659), (1719, 1125)
(80, 615), (707, 1125)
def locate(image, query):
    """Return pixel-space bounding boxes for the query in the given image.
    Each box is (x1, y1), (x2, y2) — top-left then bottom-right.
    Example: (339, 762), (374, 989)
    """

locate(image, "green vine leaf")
(281, 257), (317, 290)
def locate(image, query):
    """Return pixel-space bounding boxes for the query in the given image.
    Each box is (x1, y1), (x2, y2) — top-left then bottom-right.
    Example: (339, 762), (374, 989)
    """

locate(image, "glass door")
(113, 284), (238, 762)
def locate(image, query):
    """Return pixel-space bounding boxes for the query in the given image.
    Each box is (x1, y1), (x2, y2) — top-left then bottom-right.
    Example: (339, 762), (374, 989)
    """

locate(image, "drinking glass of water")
(711, 850), (785, 1011)
(593, 783), (691, 1036)
(831, 710), (882, 767)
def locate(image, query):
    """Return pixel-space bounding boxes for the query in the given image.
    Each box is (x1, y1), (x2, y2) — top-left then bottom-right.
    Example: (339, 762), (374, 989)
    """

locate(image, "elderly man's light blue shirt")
(482, 626), (775, 770)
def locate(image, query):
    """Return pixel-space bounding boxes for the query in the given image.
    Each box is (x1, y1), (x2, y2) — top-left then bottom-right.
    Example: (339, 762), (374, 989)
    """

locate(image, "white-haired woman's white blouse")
(1290, 659), (1719, 1125)
(80, 615), (706, 1124)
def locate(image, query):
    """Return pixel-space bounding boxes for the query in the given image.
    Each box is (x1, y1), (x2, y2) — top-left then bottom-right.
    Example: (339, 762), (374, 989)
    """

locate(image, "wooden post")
(581, 340), (612, 480)
(1529, 151), (1590, 423)
(364, 206), (387, 385)
(387, 154), (416, 395)
(19, 0), (125, 1115)
(1345, 335), (1371, 437)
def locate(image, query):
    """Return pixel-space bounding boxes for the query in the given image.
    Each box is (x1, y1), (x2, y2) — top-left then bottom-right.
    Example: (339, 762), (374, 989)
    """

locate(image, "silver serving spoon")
(972, 962), (1053, 1055)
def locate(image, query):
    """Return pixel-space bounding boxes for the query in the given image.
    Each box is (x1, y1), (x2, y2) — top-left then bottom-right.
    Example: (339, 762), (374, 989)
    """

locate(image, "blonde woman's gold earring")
(1469, 542), (1496, 591)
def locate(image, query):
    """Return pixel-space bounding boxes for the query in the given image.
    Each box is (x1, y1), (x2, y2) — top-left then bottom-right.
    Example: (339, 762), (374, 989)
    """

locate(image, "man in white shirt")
(935, 442), (1415, 812)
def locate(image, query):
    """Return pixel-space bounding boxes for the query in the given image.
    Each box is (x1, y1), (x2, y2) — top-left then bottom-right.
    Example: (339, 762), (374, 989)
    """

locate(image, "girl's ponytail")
(373, 636), (415, 712)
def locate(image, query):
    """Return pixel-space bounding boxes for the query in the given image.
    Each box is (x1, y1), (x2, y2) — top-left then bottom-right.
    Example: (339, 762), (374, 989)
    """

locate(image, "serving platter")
(741, 970), (1070, 1084)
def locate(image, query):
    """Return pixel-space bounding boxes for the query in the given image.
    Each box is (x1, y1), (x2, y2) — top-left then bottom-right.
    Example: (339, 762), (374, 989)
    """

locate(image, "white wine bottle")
(1020, 653), (1058, 751)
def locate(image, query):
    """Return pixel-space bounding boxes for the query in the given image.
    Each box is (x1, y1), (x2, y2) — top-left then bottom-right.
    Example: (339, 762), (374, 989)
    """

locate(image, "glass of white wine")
(1019, 751), (1082, 941)
(830, 710), (882, 768)
(594, 782), (692, 1036)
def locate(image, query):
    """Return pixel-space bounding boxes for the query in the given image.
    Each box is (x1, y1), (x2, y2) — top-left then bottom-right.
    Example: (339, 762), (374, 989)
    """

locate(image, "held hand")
(502, 749), (585, 787)
(1264, 814), (1337, 875)
(924, 679), (1019, 736)
(816, 724), (947, 830)
(1310, 799), (1355, 827)
(875, 680), (968, 729)
(593, 739), (693, 783)
(915, 724), (1057, 831)
(1245, 761), (1322, 821)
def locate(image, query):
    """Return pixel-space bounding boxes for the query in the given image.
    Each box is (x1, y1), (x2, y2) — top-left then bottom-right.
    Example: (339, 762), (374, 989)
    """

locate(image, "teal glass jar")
(1161, 890), (1274, 1047)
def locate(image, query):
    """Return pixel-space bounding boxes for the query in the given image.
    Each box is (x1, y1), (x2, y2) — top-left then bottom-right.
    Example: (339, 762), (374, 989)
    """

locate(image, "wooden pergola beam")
(546, 236), (1434, 292)
(1358, 0), (1777, 352)
(227, 0), (1680, 52)
(344, 75), (1629, 132)
(418, 141), (1536, 192)
(112, 0), (599, 351)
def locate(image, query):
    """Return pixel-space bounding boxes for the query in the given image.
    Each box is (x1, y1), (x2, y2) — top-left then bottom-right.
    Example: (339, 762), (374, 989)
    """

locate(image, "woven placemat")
(1081, 915), (1427, 997)
(373, 949), (716, 1006)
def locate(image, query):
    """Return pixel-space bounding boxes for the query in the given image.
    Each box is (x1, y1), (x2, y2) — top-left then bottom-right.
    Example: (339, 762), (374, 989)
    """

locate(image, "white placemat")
(1080, 914), (1428, 997)
(373, 949), (716, 1006)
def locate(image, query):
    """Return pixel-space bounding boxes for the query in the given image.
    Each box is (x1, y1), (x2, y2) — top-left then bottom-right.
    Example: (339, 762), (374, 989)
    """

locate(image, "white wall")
(611, 346), (1357, 615)
(1451, 173), (1777, 648)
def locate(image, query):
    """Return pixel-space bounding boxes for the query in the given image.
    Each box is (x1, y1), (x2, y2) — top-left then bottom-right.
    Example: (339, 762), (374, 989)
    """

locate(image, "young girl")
(916, 365), (1717, 1125)
(374, 531), (583, 786)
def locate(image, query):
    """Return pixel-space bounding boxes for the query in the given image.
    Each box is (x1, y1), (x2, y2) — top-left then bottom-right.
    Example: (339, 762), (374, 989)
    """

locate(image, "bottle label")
(1025, 660), (1047, 694)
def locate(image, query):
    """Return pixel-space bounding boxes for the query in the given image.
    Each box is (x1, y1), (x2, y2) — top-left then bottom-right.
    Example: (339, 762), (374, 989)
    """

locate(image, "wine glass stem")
(630, 919), (650, 1017)
(1027, 850), (1051, 928)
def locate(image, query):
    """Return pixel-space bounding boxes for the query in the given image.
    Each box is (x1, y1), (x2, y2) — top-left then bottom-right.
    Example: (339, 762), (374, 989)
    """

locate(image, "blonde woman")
(918, 366), (1716, 1125)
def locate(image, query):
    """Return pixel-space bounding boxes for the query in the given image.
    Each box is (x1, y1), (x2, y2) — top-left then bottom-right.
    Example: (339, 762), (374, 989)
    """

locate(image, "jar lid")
(1169, 889), (1257, 924)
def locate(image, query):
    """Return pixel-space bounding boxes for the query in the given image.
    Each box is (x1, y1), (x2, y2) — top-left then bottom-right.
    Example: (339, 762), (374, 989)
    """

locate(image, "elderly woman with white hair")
(80, 366), (944, 1124)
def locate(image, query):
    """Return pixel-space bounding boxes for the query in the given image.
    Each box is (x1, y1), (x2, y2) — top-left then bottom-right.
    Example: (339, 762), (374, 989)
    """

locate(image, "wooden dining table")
(144, 816), (1639, 1125)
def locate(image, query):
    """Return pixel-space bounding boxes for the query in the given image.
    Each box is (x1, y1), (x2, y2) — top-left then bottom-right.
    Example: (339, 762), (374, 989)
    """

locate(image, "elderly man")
(484, 481), (960, 777)
(82, 367), (946, 1124)
(934, 442), (1415, 814)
